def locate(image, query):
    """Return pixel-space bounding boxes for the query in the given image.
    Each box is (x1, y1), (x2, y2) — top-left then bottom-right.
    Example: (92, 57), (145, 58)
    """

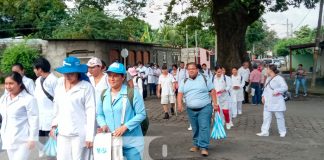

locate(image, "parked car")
(277, 57), (286, 65)
(273, 59), (281, 68)
(262, 58), (273, 65)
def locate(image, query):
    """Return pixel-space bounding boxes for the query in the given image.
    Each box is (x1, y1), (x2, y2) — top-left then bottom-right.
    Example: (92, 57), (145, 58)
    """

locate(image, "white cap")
(87, 57), (102, 67)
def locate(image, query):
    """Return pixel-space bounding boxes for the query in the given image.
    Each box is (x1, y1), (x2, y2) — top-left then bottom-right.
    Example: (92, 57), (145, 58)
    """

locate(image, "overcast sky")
(66, 0), (322, 39)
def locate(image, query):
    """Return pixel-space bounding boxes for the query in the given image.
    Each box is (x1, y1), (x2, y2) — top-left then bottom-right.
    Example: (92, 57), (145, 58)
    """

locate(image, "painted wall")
(291, 54), (313, 71)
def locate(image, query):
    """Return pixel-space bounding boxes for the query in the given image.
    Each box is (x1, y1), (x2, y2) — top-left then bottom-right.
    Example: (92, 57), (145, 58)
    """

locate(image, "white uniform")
(231, 74), (245, 117)
(0, 90), (39, 160)
(260, 75), (288, 135)
(238, 67), (250, 83)
(34, 73), (58, 131)
(137, 66), (148, 85)
(213, 75), (232, 125)
(133, 76), (143, 96)
(89, 73), (109, 103)
(176, 68), (188, 82)
(154, 68), (161, 85)
(147, 67), (155, 84)
(52, 78), (96, 160)
(158, 73), (176, 104)
(3, 76), (35, 96)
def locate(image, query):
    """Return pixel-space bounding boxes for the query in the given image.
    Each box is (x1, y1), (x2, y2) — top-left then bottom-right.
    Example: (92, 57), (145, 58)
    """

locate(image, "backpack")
(101, 87), (150, 136)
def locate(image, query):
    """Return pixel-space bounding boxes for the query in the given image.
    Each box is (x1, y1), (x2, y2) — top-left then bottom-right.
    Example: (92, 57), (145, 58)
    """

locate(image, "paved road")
(1, 95), (324, 160)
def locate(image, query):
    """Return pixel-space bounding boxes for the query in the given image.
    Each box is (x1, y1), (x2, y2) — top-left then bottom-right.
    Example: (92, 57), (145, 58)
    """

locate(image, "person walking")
(137, 62), (148, 99)
(11, 63), (35, 95)
(33, 57), (58, 137)
(0, 72), (39, 160)
(177, 62), (218, 157)
(212, 66), (232, 130)
(202, 63), (212, 79)
(147, 63), (156, 96)
(249, 64), (262, 105)
(230, 67), (245, 117)
(295, 64), (307, 97)
(157, 65), (177, 119)
(50, 56), (96, 160)
(97, 62), (146, 160)
(128, 67), (143, 96)
(87, 57), (109, 102)
(257, 65), (288, 137)
(238, 61), (250, 104)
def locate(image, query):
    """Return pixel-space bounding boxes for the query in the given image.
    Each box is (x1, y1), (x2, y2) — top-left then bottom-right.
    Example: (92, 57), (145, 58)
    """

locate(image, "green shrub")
(0, 43), (40, 79)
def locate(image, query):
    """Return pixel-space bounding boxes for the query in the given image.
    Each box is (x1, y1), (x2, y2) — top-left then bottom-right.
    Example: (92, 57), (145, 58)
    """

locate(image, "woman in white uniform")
(128, 67), (143, 96)
(212, 66), (232, 130)
(0, 72), (39, 160)
(230, 67), (245, 118)
(257, 64), (288, 137)
(50, 56), (96, 159)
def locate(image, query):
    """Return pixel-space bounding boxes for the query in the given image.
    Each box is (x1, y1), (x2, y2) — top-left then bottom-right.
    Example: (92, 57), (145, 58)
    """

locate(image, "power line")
(294, 10), (311, 30)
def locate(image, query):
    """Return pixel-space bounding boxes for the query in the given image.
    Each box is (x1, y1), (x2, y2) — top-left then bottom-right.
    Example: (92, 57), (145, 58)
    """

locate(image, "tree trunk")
(211, 0), (262, 73)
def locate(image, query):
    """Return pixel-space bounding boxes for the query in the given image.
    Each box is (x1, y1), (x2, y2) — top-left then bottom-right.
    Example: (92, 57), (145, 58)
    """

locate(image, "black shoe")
(163, 113), (169, 119)
(171, 108), (175, 115)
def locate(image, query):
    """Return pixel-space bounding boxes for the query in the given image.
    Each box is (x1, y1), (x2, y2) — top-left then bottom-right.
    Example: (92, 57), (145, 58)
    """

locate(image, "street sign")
(121, 49), (128, 58)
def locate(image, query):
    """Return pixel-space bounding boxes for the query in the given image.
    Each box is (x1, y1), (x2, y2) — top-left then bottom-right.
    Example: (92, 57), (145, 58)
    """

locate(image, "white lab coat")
(137, 66), (148, 85)
(89, 73), (109, 103)
(147, 67), (155, 84)
(34, 73), (58, 131)
(52, 78), (96, 143)
(213, 75), (231, 109)
(230, 75), (245, 102)
(154, 68), (161, 84)
(263, 76), (288, 112)
(133, 76), (143, 96)
(0, 90), (39, 149)
(238, 67), (250, 83)
(23, 76), (35, 95)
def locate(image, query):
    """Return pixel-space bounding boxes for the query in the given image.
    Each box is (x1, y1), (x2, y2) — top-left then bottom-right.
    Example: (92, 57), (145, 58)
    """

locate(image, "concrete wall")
(291, 54), (313, 72)
(181, 48), (211, 67)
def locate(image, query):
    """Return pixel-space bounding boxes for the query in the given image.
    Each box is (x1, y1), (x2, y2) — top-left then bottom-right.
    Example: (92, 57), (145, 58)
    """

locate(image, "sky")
(66, 0), (322, 39)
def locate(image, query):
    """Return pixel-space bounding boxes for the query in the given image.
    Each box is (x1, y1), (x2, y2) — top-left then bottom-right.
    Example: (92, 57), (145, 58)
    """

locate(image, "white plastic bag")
(251, 88), (255, 96)
(112, 136), (123, 160)
(245, 84), (250, 92)
(93, 133), (112, 160)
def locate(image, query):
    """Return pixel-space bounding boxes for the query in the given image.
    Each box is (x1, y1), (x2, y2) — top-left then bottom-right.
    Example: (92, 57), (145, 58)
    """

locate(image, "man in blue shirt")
(177, 62), (218, 157)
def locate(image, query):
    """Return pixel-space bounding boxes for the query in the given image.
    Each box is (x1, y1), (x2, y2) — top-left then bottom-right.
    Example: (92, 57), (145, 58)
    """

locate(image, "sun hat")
(56, 56), (88, 74)
(107, 62), (126, 75)
(128, 67), (138, 76)
(87, 57), (102, 67)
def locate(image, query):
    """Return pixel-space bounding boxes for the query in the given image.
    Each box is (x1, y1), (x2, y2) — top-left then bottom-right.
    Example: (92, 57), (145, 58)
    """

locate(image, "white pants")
(57, 135), (86, 160)
(261, 111), (287, 135)
(7, 143), (30, 160)
(232, 101), (243, 118)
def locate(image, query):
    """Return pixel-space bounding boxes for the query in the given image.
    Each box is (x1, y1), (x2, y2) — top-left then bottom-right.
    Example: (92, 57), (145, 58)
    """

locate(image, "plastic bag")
(211, 112), (227, 140)
(93, 133), (112, 160)
(43, 137), (57, 157)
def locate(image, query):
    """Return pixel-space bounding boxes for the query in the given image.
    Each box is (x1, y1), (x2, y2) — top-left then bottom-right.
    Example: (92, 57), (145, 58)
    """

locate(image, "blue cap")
(56, 56), (88, 74)
(107, 62), (126, 75)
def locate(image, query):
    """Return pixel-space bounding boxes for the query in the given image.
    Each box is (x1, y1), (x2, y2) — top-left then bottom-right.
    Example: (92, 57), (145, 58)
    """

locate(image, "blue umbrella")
(211, 112), (227, 140)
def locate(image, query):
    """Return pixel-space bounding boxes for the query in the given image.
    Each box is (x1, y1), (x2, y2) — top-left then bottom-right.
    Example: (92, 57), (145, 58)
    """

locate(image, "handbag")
(93, 133), (112, 160)
(211, 112), (227, 140)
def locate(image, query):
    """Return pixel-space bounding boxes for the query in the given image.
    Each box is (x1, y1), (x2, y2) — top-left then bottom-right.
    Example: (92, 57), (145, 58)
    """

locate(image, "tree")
(52, 8), (121, 39)
(120, 16), (151, 41)
(0, 42), (40, 79)
(165, 0), (319, 72)
(0, 0), (67, 38)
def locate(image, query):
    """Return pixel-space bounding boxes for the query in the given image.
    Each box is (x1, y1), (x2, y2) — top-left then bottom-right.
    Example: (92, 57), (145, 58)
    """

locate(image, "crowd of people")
(0, 55), (294, 159)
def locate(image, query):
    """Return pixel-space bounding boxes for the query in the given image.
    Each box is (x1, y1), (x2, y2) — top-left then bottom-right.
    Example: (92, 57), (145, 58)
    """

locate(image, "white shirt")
(137, 66), (149, 84)
(0, 90), (39, 149)
(133, 76), (143, 96)
(176, 68), (188, 82)
(154, 68), (161, 84)
(52, 78), (96, 142)
(147, 67), (155, 84)
(158, 73), (176, 96)
(231, 74), (245, 102)
(238, 67), (250, 82)
(34, 73), (58, 131)
(202, 69), (212, 79)
(231, 75), (245, 88)
(213, 75), (227, 92)
(89, 73), (109, 103)
(263, 76), (288, 111)
(23, 76), (35, 95)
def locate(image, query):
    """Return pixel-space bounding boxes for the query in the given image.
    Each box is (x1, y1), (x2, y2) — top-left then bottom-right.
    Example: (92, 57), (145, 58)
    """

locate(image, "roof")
(45, 38), (160, 46)
(287, 41), (324, 50)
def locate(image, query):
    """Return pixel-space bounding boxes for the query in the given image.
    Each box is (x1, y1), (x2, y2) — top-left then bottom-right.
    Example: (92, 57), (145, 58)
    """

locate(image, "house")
(180, 48), (214, 68)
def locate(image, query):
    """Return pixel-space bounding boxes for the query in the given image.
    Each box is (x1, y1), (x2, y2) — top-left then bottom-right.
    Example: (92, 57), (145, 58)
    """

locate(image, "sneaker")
(230, 121), (234, 127)
(189, 146), (199, 152)
(163, 113), (169, 119)
(200, 149), (208, 157)
(226, 123), (231, 130)
(294, 95), (299, 98)
(303, 93), (307, 97)
(188, 125), (192, 131)
(280, 133), (286, 138)
(256, 132), (269, 137)
(238, 112), (242, 115)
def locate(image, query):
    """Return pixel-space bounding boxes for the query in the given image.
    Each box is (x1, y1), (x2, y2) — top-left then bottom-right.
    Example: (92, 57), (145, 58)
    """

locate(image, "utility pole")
(186, 25), (189, 63)
(286, 19), (289, 38)
(312, 0), (324, 88)
(195, 30), (198, 63)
